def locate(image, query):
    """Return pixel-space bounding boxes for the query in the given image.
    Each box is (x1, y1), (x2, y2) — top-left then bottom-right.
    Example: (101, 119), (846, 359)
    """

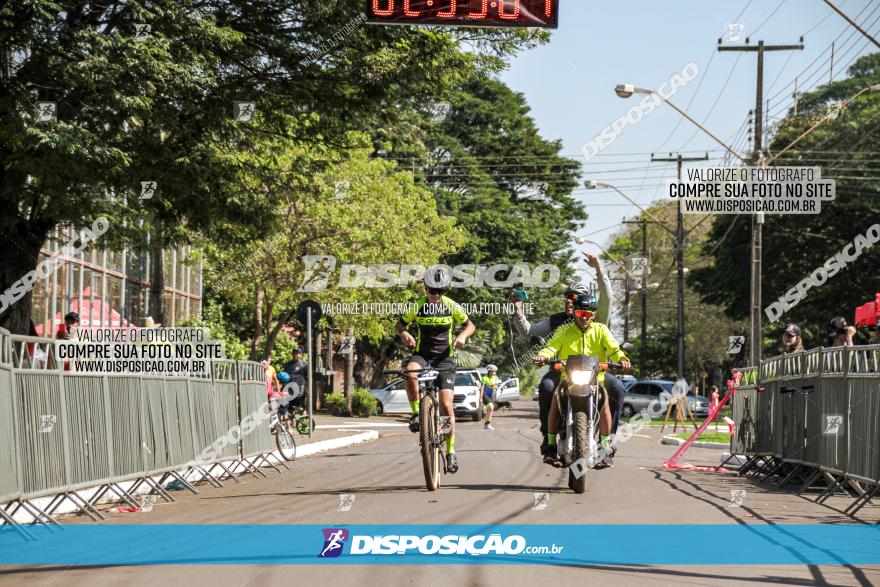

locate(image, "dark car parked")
(621, 379), (708, 418)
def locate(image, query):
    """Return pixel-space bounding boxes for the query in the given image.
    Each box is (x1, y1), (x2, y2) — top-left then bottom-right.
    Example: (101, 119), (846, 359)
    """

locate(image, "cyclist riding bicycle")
(481, 365), (500, 430)
(533, 292), (630, 469)
(395, 267), (475, 474)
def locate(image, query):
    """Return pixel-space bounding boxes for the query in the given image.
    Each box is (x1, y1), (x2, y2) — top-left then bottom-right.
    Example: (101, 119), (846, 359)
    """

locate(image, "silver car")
(621, 380), (709, 419)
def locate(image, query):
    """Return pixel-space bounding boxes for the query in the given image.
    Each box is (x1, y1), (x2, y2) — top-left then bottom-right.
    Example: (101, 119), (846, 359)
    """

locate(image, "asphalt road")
(1, 402), (877, 587)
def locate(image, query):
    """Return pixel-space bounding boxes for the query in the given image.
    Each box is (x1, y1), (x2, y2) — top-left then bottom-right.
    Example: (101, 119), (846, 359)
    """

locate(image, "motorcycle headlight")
(570, 370), (592, 385)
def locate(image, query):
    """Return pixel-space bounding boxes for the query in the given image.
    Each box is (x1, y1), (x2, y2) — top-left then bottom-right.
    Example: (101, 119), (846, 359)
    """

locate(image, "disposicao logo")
(319, 528), (349, 558)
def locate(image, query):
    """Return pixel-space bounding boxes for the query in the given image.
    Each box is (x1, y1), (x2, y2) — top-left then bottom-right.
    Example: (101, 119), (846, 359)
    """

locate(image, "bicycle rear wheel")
(275, 422), (297, 461)
(419, 395), (440, 491)
(295, 415), (315, 435)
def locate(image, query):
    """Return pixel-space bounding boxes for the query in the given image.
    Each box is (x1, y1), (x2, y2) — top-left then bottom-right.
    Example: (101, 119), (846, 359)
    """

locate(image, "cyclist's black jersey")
(399, 295), (470, 358)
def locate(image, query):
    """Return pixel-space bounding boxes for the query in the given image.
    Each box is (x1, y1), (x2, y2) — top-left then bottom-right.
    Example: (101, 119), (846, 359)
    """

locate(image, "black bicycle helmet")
(572, 292), (599, 312)
(64, 312), (80, 324)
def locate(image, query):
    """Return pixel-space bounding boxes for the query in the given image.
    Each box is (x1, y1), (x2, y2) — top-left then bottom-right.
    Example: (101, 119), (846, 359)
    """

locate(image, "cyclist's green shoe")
(409, 415), (420, 433)
(446, 453), (459, 474)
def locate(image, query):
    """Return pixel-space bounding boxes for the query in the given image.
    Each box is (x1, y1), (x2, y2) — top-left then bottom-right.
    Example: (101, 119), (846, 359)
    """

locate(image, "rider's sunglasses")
(574, 309), (594, 319)
(426, 287), (446, 295)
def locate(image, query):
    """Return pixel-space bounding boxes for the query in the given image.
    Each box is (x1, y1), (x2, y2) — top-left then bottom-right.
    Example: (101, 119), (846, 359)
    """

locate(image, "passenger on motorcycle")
(533, 293), (630, 469)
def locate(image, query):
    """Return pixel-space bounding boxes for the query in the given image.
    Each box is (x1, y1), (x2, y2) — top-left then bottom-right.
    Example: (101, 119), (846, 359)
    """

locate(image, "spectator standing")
(56, 312), (80, 340)
(283, 347), (309, 409)
(828, 317), (856, 347)
(708, 385), (721, 431)
(782, 323), (804, 354)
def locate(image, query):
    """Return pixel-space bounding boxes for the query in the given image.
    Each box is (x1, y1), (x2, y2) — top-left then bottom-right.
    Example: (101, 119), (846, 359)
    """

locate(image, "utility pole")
(830, 41), (835, 82)
(650, 152), (709, 381)
(623, 275), (630, 343)
(718, 37), (804, 367)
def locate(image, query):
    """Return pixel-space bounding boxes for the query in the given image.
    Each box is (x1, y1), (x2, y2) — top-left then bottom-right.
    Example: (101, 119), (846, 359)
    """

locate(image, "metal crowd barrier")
(236, 361), (278, 477)
(730, 365), (758, 457)
(0, 333), (287, 529)
(0, 329), (22, 526)
(731, 344), (880, 517)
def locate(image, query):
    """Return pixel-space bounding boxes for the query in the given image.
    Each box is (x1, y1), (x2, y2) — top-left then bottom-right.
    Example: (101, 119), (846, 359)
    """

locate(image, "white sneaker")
(484, 423), (494, 430)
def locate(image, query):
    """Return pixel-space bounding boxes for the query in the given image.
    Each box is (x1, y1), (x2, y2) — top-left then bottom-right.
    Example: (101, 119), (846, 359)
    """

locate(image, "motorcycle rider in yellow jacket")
(533, 293), (630, 468)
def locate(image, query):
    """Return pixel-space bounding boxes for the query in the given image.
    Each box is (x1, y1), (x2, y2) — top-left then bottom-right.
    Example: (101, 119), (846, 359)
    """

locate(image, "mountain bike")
(384, 367), (451, 491)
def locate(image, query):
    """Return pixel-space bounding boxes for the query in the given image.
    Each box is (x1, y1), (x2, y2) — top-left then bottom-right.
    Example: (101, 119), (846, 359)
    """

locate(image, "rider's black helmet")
(64, 312), (80, 324)
(572, 293), (599, 312)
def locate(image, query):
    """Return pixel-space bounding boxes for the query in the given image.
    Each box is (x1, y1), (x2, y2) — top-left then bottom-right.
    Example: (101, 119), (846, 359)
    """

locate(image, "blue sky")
(501, 0), (877, 274)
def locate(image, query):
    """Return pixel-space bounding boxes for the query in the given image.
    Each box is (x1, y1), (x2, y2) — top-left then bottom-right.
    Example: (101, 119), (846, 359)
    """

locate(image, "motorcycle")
(546, 355), (624, 494)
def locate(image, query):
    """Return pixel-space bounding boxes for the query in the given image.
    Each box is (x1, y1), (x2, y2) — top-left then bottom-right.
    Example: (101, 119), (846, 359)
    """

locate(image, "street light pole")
(650, 152), (709, 381)
(614, 85), (747, 164)
(622, 219), (650, 376)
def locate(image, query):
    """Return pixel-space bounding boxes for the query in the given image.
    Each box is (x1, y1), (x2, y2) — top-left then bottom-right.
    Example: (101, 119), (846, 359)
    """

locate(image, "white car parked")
(371, 370), (519, 421)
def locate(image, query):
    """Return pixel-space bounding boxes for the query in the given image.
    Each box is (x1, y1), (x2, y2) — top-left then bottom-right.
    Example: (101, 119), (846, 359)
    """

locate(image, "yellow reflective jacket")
(537, 321), (627, 384)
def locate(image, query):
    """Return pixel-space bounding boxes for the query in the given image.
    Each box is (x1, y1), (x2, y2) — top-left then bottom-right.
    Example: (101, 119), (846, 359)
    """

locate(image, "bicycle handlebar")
(543, 359), (630, 372)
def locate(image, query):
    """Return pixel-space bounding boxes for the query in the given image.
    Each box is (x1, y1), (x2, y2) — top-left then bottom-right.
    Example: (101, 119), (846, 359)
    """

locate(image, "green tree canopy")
(691, 52), (880, 353)
(0, 0), (539, 333)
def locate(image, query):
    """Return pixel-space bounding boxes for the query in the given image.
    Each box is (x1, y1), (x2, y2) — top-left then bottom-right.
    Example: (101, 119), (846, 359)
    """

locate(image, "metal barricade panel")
(778, 380), (802, 461)
(141, 377), (172, 472)
(756, 379), (777, 456)
(238, 361), (272, 458)
(166, 377), (198, 464)
(107, 377), (144, 479)
(816, 373), (848, 475)
(0, 329), (20, 504)
(212, 360), (239, 460)
(731, 385), (757, 455)
(847, 374), (880, 483)
(188, 378), (221, 461)
(62, 375), (112, 488)
(15, 372), (67, 498)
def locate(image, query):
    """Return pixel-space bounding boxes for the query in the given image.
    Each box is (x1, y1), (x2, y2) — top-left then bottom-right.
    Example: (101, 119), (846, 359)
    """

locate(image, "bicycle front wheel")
(275, 422), (297, 461)
(419, 395), (440, 491)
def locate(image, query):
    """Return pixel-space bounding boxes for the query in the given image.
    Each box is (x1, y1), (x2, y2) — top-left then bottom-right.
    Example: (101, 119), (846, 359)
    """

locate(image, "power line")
(767, 0), (875, 102)
(751, 0), (789, 37)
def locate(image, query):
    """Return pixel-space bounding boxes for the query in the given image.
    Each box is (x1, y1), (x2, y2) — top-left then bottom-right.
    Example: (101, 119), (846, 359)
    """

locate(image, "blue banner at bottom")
(1, 524), (877, 565)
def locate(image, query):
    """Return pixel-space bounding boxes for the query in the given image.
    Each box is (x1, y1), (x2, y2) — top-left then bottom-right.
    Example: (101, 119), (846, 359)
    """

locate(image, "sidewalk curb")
(661, 435), (730, 450)
(284, 430), (379, 459)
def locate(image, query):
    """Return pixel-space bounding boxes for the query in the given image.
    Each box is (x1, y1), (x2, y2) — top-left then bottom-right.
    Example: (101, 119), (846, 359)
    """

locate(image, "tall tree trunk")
(262, 308), (291, 361)
(345, 328), (354, 414)
(251, 286), (264, 360)
(0, 220), (52, 335)
(148, 225), (165, 325)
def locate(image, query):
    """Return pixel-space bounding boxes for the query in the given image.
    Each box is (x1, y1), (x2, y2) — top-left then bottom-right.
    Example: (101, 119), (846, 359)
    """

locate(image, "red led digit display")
(367, 0), (558, 29)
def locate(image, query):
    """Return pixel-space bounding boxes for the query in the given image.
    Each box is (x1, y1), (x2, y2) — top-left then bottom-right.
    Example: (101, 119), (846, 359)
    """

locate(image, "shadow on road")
(647, 467), (875, 587)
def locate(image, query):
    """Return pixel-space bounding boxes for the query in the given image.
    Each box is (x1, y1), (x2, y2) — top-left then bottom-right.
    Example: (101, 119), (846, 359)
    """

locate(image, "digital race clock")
(367, 0), (559, 29)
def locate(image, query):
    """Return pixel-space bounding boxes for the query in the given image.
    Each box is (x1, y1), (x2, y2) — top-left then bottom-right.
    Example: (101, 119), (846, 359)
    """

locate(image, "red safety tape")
(663, 462), (730, 473)
(108, 506), (143, 513)
(663, 380), (737, 470)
